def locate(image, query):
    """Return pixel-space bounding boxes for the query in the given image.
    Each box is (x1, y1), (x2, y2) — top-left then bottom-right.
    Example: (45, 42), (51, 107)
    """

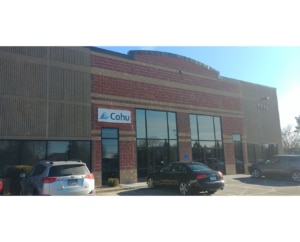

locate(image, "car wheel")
(179, 182), (190, 195)
(251, 168), (261, 178)
(291, 171), (300, 182)
(147, 177), (155, 189)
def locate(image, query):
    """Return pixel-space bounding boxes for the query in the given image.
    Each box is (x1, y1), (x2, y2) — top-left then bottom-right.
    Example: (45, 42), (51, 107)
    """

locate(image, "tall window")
(232, 134), (244, 173)
(190, 114), (224, 168)
(136, 109), (178, 179)
(101, 128), (119, 184)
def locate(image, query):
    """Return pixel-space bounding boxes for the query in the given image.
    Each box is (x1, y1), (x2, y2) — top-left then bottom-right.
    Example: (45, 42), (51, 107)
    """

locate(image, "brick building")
(0, 47), (282, 187)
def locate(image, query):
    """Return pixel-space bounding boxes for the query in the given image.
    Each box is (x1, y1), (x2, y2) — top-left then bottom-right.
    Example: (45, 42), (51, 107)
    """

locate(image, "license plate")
(210, 176), (217, 181)
(68, 179), (78, 186)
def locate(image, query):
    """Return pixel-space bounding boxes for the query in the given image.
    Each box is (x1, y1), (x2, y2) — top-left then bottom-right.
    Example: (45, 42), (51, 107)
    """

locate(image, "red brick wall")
(91, 49), (245, 176)
(92, 55), (239, 93)
(92, 75), (241, 111)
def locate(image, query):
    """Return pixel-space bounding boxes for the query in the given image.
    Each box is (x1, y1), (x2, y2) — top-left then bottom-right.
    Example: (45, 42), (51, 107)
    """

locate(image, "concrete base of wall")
(225, 164), (237, 175)
(120, 169), (138, 184)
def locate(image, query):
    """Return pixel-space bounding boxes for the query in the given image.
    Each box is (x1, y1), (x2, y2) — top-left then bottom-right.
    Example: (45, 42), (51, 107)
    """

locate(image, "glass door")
(101, 128), (119, 185)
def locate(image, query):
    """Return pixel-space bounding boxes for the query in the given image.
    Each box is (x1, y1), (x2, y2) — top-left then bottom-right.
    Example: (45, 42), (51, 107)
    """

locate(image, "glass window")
(189, 115), (198, 140)
(47, 141), (69, 160)
(0, 141), (20, 176)
(69, 141), (91, 170)
(198, 115), (214, 140)
(146, 110), (168, 139)
(190, 114), (224, 172)
(214, 117), (222, 140)
(101, 128), (119, 183)
(0, 140), (20, 165)
(136, 109), (146, 139)
(168, 112), (177, 139)
(135, 109), (179, 179)
(102, 128), (118, 139)
(21, 141), (46, 166)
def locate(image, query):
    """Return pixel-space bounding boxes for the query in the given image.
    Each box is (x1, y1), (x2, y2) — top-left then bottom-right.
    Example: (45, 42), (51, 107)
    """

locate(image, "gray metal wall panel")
(0, 47), (91, 140)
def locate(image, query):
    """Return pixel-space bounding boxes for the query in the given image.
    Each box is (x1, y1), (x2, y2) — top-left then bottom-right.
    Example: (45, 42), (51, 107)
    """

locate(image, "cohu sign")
(98, 108), (131, 124)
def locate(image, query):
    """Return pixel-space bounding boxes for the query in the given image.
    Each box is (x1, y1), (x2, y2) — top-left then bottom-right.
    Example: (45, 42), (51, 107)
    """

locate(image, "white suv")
(20, 160), (95, 195)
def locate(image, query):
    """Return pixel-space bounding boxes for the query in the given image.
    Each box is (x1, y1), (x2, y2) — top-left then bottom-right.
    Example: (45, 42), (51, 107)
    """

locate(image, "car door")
(21, 164), (46, 195)
(169, 164), (188, 186)
(156, 164), (173, 185)
(262, 157), (281, 177)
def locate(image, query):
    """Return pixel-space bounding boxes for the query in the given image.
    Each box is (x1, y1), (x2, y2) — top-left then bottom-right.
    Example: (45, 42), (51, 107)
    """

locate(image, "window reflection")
(146, 110), (168, 139)
(0, 140), (91, 175)
(190, 114), (224, 172)
(136, 109), (178, 180)
(136, 109), (146, 139)
(21, 141), (46, 166)
(101, 128), (119, 184)
(47, 141), (69, 160)
(198, 115), (214, 140)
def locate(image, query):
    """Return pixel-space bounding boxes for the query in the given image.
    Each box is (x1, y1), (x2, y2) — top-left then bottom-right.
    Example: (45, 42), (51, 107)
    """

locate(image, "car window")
(160, 164), (172, 173)
(28, 164), (46, 177)
(187, 163), (212, 172)
(49, 164), (89, 177)
(267, 157), (280, 164)
(172, 164), (187, 173)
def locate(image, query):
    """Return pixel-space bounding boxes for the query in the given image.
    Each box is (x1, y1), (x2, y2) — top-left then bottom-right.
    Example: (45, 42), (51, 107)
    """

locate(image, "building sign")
(98, 108), (131, 124)
(183, 154), (189, 162)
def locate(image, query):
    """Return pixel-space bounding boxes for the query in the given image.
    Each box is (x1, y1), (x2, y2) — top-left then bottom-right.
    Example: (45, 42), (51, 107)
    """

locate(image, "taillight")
(218, 171), (223, 178)
(85, 173), (94, 179)
(197, 174), (207, 180)
(43, 177), (57, 183)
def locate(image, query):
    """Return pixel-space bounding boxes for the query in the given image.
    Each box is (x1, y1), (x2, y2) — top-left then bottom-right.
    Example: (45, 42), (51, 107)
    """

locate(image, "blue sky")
(2, 1), (299, 129)
(100, 46), (300, 129)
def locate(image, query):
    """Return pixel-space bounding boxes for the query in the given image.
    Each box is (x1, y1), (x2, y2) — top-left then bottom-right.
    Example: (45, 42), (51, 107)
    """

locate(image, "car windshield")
(49, 164), (89, 177)
(187, 163), (212, 172)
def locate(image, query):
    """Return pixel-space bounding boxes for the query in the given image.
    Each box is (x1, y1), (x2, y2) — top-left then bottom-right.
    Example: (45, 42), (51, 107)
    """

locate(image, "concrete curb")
(96, 182), (147, 193)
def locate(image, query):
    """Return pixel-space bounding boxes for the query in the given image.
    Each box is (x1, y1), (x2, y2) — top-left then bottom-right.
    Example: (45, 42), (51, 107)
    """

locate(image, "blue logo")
(100, 112), (109, 120)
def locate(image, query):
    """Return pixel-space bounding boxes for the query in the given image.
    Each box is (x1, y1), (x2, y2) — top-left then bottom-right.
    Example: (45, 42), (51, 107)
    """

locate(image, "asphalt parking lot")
(96, 174), (300, 196)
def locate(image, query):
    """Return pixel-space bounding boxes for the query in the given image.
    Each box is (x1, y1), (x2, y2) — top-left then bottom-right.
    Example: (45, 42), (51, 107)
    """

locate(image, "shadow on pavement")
(116, 187), (211, 196)
(233, 176), (300, 187)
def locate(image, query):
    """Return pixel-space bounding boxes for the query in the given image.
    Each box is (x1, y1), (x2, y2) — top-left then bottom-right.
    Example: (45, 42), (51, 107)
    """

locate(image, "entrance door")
(101, 128), (120, 185)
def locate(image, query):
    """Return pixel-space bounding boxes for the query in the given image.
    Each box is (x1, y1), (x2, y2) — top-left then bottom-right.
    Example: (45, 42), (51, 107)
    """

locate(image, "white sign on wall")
(98, 108), (131, 124)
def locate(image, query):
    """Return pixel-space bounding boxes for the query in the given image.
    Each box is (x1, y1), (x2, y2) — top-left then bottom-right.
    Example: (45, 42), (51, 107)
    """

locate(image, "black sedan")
(146, 161), (225, 195)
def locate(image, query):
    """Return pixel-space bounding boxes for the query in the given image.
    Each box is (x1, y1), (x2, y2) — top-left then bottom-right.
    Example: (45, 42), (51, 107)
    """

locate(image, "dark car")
(147, 161), (225, 195)
(248, 154), (300, 182)
(205, 158), (226, 174)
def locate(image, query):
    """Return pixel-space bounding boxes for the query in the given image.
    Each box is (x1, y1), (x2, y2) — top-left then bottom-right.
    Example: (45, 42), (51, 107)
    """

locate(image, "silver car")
(20, 160), (95, 195)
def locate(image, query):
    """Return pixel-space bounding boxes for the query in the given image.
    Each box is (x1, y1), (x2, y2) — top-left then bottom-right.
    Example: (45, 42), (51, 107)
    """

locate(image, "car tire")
(179, 181), (190, 195)
(147, 177), (155, 189)
(251, 168), (261, 178)
(291, 171), (300, 182)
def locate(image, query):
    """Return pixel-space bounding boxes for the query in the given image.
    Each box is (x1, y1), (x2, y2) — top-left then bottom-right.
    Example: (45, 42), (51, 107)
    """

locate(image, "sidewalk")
(95, 182), (147, 193)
